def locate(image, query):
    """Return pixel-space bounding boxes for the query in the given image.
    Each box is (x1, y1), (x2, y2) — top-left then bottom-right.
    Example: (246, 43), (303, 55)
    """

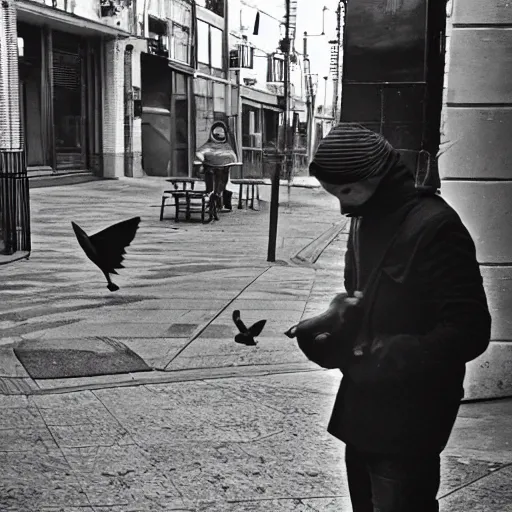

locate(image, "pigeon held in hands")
(284, 291), (363, 340)
(232, 310), (267, 346)
(72, 217), (141, 292)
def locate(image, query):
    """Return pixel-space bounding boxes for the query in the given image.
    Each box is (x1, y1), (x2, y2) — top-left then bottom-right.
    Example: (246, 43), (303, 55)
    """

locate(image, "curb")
(4, 362), (323, 396)
(290, 218), (349, 266)
(0, 251), (30, 266)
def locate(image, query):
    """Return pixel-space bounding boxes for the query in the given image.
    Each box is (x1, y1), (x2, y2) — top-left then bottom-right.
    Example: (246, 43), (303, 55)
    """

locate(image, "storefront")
(15, 17), (106, 177)
(141, 0), (195, 177)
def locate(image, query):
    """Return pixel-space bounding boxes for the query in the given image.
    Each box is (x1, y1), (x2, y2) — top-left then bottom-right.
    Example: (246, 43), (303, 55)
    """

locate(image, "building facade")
(138, 0), (196, 178)
(10, 0), (200, 181)
(14, 0), (135, 179)
(340, 0), (512, 400)
(438, 0), (512, 400)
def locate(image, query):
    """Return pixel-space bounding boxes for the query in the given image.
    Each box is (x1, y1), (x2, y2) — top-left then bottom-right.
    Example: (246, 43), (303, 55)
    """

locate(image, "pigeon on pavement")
(232, 310), (266, 346)
(71, 217), (141, 292)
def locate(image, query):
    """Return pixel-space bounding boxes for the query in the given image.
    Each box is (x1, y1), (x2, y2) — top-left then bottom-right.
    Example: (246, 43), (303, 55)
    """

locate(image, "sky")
(230, 0), (341, 108)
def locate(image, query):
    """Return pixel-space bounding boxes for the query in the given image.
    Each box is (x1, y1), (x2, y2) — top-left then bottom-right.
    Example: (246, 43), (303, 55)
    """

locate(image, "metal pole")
(304, 33), (312, 163)
(123, 44), (134, 177)
(323, 76), (328, 114)
(333, 2), (343, 122)
(267, 0), (291, 262)
(236, 69), (243, 177)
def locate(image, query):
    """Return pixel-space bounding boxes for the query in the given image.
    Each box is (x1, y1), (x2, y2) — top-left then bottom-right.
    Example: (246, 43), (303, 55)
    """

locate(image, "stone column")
(439, 0), (512, 399)
(102, 38), (125, 178)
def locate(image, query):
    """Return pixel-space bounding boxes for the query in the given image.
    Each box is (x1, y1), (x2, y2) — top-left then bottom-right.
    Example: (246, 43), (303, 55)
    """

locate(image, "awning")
(15, 0), (132, 38)
(241, 85), (281, 109)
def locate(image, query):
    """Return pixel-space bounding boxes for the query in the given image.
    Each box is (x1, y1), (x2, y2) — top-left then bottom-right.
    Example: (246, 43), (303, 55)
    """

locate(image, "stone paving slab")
(1, 179), (512, 511)
(440, 465), (512, 511)
(1, 370), (509, 511)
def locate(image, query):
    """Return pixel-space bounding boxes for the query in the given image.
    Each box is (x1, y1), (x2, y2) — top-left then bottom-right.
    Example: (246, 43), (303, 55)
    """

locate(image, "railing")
(0, 151), (31, 256)
(241, 147), (309, 179)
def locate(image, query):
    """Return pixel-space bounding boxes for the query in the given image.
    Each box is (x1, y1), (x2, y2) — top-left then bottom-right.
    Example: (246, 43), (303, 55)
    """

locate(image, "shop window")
(242, 104), (262, 148)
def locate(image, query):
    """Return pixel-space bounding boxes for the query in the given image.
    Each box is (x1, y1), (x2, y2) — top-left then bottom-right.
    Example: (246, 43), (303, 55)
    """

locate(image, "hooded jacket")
(195, 121), (237, 168)
(300, 157), (491, 455)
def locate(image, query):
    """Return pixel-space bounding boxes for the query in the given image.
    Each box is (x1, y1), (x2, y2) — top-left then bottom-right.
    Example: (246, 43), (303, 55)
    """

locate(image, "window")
(263, 109), (278, 147)
(170, 22), (190, 63)
(210, 26), (223, 69)
(197, 20), (210, 64)
(195, 0), (224, 17)
(213, 83), (225, 113)
(169, 0), (193, 65)
(242, 104), (262, 148)
(197, 21), (224, 70)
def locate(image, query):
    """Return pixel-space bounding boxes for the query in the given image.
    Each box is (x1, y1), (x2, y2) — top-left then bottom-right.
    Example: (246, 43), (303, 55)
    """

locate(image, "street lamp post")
(267, 0), (292, 262)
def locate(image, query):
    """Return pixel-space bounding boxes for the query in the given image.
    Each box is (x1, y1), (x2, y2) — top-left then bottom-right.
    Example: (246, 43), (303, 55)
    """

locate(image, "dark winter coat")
(299, 161), (491, 455)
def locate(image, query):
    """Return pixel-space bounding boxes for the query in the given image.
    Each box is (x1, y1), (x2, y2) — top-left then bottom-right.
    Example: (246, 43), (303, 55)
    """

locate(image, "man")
(292, 123), (491, 512)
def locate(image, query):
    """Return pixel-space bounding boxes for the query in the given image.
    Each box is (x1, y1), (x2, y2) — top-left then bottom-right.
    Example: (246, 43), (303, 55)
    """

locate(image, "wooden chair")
(230, 178), (266, 210)
(170, 190), (216, 223)
(160, 177), (215, 223)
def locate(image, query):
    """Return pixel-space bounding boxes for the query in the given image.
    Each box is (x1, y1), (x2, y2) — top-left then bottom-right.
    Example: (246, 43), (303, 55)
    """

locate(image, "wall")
(439, 0), (512, 399)
(27, 0), (132, 32)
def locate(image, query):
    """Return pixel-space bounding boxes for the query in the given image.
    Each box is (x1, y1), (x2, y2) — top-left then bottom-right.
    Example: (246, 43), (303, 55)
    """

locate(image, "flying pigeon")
(71, 217), (141, 292)
(232, 310), (267, 346)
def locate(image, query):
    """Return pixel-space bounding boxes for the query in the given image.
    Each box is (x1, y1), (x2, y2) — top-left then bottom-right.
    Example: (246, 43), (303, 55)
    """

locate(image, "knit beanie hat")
(309, 123), (395, 185)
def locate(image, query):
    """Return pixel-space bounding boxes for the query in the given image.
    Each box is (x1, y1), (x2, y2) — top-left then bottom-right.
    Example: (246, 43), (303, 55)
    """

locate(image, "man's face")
(319, 176), (384, 215)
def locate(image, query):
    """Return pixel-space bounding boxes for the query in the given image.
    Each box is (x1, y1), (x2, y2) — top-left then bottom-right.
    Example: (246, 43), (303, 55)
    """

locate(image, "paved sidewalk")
(0, 177), (511, 511)
(0, 177), (345, 394)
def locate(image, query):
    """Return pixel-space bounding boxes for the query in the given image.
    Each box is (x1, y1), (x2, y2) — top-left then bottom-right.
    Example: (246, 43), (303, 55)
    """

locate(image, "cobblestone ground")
(0, 178), (511, 511)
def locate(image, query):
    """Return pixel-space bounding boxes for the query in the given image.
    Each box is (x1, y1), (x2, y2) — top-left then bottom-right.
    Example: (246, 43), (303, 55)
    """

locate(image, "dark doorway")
(171, 72), (190, 177)
(52, 31), (87, 170)
(141, 53), (172, 176)
(17, 24), (101, 174)
(340, 0), (447, 177)
(141, 54), (190, 177)
(18, 23), (45, 169)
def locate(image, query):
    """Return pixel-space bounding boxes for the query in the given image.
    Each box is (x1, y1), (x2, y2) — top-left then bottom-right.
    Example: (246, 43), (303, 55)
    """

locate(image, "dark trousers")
(345, 445), (441, 512)
(204, 167), (230, 208)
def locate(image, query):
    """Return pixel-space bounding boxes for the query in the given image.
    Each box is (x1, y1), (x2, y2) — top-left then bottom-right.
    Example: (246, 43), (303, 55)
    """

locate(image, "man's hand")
(285, 291), (364, 369)
(349, 334), (426, 384)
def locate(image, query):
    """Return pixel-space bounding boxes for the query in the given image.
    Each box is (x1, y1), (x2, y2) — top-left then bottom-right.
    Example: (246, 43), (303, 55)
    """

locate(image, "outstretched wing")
(89, 217), (141, 273)
(232, 310), (248, 334)
(247, 319), (266, 338)
(71, 222), (95, 260)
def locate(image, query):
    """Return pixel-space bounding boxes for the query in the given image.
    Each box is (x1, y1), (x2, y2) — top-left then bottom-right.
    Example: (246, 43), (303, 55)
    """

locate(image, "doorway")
(52, 31), (86, 170)
(141, 53), (190, 177)
(17, 24), (102, 174)
(18, 23), (45, 169)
